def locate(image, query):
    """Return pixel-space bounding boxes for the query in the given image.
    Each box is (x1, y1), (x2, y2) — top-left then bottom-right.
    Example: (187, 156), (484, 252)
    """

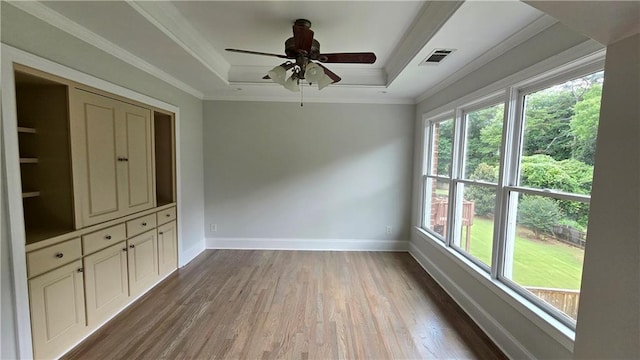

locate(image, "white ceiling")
(29, 1), (556, 103)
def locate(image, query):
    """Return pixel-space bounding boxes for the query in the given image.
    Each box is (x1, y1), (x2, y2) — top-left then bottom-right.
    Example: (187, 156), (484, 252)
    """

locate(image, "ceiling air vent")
(421, 49), (456, 65)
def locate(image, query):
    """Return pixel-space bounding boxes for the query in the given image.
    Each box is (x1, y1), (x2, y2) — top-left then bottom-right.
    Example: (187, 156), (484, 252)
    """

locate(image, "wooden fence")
(526, 287), (580, 320)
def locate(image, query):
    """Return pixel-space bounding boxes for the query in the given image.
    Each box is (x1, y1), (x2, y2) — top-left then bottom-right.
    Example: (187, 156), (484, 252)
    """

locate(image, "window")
(420, 64), (604, 327)
(422, 117), (454, 240)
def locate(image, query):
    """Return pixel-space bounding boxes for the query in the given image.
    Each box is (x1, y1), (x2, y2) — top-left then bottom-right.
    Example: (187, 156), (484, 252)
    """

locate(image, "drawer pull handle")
(77, 268), (84, 273)
(122, 248), (127, 252)
(166, 214), (171, 217)
(142, 222), (147, 226)
(159, 231), (164, 235)
(130, 244), (135, 249)
(105, 235), (112, 240)
(55, 253), (64, 259)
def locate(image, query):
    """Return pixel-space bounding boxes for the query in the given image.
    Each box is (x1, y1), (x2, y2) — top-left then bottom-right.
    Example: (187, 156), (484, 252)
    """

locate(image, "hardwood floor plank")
(62, 250), (506, 360)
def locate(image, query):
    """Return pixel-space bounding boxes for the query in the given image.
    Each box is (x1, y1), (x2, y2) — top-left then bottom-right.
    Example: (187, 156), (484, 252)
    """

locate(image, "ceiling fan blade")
(317, 52), (377, 64)
(316, 63), (341, 83)
(225, 48), (288, 59)
(293, 25), (314, 53)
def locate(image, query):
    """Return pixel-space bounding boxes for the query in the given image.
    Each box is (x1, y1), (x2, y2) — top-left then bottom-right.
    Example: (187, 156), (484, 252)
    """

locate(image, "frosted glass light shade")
(267, 65), (287, 85)
(284, 75), (299, 92)
(305, 62), (333, 90)
(305, 63), (324, 84)
(317, 73), (333, 90)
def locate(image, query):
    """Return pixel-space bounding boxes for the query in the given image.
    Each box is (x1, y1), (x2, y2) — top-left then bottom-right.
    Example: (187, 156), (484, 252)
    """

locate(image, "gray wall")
(1, 3), (205, 357)
(573, 33), (640, 358)
(410, 23), (593, 359)
(204, 101), (415, 243)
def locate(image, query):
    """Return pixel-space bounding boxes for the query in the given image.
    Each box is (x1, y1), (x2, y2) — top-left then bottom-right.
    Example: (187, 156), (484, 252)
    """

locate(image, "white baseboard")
(206, 237), (408, 252)
(179, 241), (206, 267)
(408, 242), (534, 360)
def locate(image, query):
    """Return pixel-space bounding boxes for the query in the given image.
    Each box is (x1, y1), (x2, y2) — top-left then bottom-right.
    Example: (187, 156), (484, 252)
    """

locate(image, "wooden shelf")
(22, 191), (41, 198)
(18, 126), (37, 134)
(20, 158), (39, 164)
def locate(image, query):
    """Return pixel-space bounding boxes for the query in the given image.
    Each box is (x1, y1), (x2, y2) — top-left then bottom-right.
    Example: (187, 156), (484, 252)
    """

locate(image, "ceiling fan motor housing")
(285, 38), (321, 59)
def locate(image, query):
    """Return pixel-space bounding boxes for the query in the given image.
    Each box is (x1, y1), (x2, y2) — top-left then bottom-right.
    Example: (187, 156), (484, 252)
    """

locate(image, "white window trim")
(418, 45), (606, 337)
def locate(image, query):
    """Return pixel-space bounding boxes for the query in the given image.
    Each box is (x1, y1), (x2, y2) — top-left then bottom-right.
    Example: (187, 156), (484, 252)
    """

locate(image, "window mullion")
(446, 109), (465, 247)
(493, 86), (523, 280)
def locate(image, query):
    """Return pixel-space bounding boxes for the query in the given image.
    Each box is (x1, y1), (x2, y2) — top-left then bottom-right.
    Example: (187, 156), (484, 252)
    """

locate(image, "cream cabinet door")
(84, 241), (129, 328)
(29, 260), (86, 360)
(69, 89), (122, 227)
(70, 89), (155, 228)
(157, 220), (178, 277)
(119, 102), (155, 216)
(127, 229), (159, 297)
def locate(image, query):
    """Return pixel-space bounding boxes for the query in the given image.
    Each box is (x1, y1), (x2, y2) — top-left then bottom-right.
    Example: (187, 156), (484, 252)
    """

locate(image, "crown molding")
(385, 1), (464, 86)
(126, 1), (230, 84)
(415, 14), (558, 103)
(7, 1), (204, 99)
(203, 93), (415, 105)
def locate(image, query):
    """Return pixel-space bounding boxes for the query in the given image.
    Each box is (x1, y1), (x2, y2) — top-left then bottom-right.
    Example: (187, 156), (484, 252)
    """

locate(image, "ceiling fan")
(225, 19), (376, 91)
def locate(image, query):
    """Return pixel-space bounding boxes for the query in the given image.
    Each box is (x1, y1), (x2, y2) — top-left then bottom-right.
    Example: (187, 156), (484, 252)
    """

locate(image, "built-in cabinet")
(70, 89), (155, 227)
(83, 242), (129, 327)
(28, 261), (86, 360)
(15, 65), (179, 360)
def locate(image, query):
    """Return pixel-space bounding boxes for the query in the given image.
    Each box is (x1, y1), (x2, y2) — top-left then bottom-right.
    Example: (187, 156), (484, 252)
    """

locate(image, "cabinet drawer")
(27, 238), (82, 278)
(157, 207), (176, 225)
(83, 224), (126, 255)
(126, 214), (157, 237)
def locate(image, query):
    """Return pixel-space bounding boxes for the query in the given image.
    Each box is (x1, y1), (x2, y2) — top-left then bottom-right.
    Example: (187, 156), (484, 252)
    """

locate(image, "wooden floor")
(64, 250), (505, 359)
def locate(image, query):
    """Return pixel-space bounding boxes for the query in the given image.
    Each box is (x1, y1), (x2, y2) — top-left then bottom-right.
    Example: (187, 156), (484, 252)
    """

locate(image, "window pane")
(504, 192), (587, 321)
(519, 71), (603, 194)
(453, 183), (496, 267)
(429, 119), (454, 177)
(463, 104), (504, 181)
(424, 178), (450, 239)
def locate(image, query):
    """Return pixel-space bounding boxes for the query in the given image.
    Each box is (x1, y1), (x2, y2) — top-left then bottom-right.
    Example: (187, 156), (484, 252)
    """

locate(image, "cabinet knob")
(105, 235), (112, 240)
(142, 222), (147, 226)
(166, 214), (171, 217)
(122, 248), (127, 252)
(129, 244), (135, 249)
(55, 253), (64, 259)
(159, 232), (164, 235)
(117, 157), (130, 162)
(77, 268), (84, 273)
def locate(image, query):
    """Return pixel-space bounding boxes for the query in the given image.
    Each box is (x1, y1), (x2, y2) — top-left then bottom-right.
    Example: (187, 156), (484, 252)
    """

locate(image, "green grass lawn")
(463, 217), (584, 290)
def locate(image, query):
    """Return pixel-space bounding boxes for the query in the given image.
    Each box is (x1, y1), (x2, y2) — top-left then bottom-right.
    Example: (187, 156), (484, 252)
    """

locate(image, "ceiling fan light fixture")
(284, 75), (299, 92)
(305, 62), (323, 83)
(267, 65), (288, 85)
(316, 73), (333, 90)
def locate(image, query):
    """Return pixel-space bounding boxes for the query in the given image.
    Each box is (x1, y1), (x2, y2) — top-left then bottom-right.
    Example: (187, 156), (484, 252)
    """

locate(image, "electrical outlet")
(210, 223), (217, 233)
(386, 225), (392, 234)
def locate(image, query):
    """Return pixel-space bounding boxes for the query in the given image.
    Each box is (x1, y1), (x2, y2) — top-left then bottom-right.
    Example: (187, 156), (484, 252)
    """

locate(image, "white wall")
(1, 3), (205, 357)
(410, 23), (594, 359)
(573, 33), (640, 359)
(203, 101), (414, 249)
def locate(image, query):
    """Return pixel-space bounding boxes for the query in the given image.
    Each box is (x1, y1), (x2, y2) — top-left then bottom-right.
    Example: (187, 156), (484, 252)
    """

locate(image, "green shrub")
(517, 195), (563, 238)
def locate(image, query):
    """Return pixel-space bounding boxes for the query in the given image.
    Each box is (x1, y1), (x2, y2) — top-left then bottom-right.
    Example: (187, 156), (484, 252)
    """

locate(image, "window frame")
(422, 113), (455, 241)
(419, 54), (606, 330)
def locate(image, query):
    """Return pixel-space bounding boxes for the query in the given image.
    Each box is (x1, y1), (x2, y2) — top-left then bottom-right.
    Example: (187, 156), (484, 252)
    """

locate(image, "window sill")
(412, 226), (575, 352)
